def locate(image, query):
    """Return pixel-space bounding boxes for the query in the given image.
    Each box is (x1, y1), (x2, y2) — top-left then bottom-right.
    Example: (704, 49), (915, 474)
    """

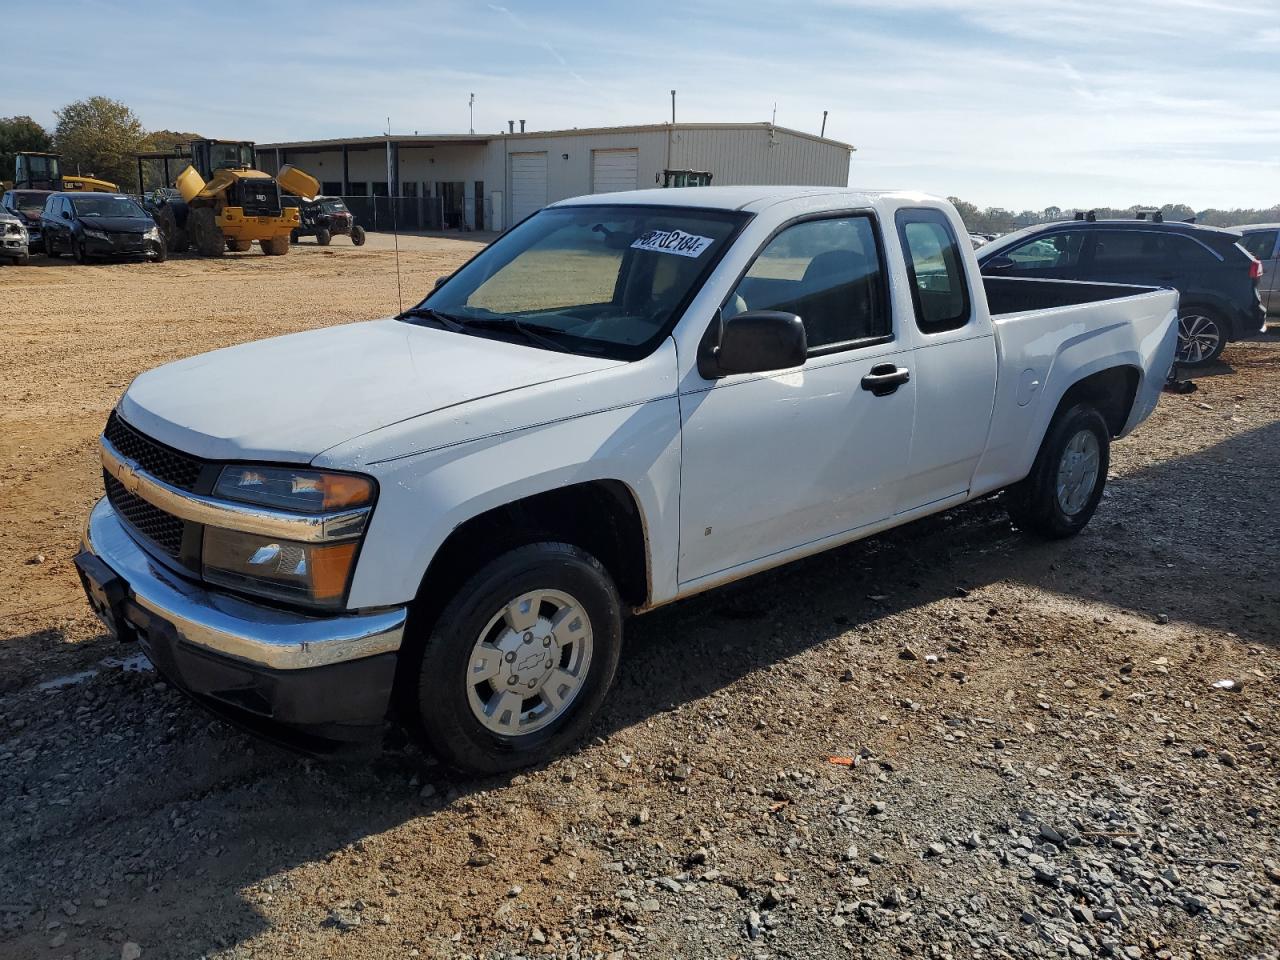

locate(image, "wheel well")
(1056, 366), (1140, 437)
(414, 480), (649, 619)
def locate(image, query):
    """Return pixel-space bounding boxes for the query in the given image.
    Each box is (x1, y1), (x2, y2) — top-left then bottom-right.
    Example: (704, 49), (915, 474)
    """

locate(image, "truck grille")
(104, 411), (202, 491)
(104, 472), (185, 559)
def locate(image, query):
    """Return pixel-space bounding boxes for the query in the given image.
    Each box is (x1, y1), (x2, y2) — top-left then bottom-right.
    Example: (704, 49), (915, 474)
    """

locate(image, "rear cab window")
(895, 208), (971, 333)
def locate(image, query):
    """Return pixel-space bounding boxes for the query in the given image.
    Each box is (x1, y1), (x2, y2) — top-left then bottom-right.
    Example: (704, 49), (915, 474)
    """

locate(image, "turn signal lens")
(202, 528), (359, 609)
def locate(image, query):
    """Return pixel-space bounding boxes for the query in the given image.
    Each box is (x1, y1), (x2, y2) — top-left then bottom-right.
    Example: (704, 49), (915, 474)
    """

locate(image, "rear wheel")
(1006, 403), (1110, 539)
(44, 236), (59, 258)
(260, 234), (290, 256)
(225, 238), (252, 252)
(350, 225), (366, 246)
(189, 207), (225, 257)
(1176, 308), (1227, 366)
(414, 542), (623, 774)
(315, 227), (331, 246)
(72, 239), (88, 264)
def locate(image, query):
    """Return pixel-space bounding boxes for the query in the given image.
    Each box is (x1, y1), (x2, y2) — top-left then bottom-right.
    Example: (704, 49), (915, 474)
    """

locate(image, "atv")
(288, 195), (366, 246)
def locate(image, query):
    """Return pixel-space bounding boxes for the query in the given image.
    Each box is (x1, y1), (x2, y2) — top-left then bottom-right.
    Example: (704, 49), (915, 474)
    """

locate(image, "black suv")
(978, 218), (1265, 366)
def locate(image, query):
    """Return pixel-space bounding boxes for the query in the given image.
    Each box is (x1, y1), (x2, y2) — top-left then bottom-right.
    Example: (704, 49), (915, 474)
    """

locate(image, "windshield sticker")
(630, 228), (714, 258)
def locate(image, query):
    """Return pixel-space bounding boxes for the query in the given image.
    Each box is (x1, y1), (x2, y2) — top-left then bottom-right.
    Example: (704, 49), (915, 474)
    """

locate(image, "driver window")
(725, 215), (890, 350)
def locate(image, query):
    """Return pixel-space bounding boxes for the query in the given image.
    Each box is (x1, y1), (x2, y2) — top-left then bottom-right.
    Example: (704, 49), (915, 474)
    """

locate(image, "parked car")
(288, 195), (366, 246)
(977, 218), (1265, 366)
(75, 188), (1176, 772)
(0, 207), (30, 265)
(2, 188), (53, 249)
(40, 192), (166, 263)
(1233, 223), (1280, 318)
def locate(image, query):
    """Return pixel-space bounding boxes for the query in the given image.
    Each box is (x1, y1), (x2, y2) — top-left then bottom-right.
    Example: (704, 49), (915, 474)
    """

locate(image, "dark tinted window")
(726, 215), (889, 350)
(896, 208), (970, 333)
(1001, 230), (1086, 270)
(1091, 230), (1215, 268)
(1239, 230), (1278, 260)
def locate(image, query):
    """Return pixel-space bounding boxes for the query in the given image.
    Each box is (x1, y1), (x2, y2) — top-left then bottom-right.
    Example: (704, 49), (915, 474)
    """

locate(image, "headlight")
(213, 465), (374, 512)
(205, 466), (375, 608)
(202, 528), (358, 609)
(83, 227), (108, 240)
(144, 225), (160, 240)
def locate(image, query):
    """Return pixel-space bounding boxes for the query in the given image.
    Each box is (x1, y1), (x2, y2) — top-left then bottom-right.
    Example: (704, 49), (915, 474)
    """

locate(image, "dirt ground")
(0, 240), (1277, 960)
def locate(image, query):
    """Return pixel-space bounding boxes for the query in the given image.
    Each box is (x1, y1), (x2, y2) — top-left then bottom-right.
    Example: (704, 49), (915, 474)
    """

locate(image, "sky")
(7, 0), (1279, 211)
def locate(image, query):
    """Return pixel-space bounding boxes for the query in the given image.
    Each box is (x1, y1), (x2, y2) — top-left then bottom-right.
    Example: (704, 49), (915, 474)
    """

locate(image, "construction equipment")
(170, 139), (317, 256)
(15, 152), (119, 192)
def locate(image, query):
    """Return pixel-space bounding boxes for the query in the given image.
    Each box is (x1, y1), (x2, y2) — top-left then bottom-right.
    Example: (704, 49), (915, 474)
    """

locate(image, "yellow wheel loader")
(15, 152), (118, 192)
(172, 140), (318, 257)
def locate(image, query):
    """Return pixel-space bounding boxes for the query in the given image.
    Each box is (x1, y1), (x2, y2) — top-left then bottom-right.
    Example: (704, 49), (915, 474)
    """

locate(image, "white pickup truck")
(76, 187), (1178, 771)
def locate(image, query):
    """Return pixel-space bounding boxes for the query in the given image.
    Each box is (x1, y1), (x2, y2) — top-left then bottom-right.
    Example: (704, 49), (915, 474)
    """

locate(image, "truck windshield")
(412, 204), (747, 359)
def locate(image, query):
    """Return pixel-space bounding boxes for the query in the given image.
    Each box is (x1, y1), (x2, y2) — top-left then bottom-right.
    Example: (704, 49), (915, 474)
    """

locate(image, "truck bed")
(984, 275), (1163, 316)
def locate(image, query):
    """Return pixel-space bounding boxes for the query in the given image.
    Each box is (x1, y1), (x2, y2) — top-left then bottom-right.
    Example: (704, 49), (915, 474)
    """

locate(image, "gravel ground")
(0, 244), (1277, 960)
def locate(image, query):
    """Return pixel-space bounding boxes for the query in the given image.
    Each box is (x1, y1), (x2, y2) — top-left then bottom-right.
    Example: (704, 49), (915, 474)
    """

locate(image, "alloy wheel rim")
(1056, 429), (1101, 516)
(465, 589), (593, 737)
(1176, 314), (1220, 364)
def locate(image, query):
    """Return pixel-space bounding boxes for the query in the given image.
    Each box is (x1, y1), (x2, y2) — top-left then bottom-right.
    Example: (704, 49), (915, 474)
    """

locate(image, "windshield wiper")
(398, 305), (468, 333)
(462, 316), (571, 353)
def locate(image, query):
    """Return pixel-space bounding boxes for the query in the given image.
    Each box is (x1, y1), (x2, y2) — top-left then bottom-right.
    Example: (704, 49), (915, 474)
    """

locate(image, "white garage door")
(592, 149), (639, 194)
(509, 152), (548, 224)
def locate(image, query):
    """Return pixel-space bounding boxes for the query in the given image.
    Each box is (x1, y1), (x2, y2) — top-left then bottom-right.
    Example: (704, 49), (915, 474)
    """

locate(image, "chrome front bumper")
(81, 498), (406, 671)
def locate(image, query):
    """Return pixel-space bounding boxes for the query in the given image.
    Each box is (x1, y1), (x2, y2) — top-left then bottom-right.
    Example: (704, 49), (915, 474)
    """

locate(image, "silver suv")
(1235, 224), (1280, 318)
(0, 208), (29, 265)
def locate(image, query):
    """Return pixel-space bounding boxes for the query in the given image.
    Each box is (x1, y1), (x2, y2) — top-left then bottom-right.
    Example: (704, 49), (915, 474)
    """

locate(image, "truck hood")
(118, 318), (621, 462)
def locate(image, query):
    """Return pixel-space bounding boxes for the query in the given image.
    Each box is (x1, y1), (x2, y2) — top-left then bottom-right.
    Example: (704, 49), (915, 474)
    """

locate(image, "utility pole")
(820, 110), (828, 137)
(670, 89), (676, 125)
(469, 93), (475, 135)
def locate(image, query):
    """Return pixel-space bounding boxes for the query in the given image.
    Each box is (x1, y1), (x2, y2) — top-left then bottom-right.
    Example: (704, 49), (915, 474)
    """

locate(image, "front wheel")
(44, 236), (59, 258)
(315, 227), (331, 246)
(414, 542), (623, 774)
(1176, 309), (1227, 366)
(1006, 403), (1110, 539)
(259, 234), (290, 256)
(350, 224), (366, 246)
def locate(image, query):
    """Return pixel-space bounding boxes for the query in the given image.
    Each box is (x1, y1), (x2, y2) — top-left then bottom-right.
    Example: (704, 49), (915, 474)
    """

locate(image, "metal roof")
(257, 122), (854, 153)
(553, 185), (917, 212)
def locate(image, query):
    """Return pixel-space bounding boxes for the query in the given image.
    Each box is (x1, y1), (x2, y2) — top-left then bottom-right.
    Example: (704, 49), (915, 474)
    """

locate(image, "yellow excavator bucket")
(175, 165), (207, 203)
(276, 164), (319, 201)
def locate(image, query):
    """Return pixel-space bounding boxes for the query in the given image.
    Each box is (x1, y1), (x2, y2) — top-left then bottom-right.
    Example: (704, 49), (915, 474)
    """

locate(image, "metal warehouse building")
(255, 122), (853, 232)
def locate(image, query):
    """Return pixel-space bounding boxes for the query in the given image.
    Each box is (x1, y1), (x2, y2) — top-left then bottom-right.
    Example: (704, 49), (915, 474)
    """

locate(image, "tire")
(315, 227), (331, 246)
(290, 231), (299, 244)
(189, 207), (225, 257)
(1175, 308), (1227, 367)
(155, 204), (187, 253)
(148, 243), (167, 263)
(259, 234), (290, 256)
(15, 253), (29, 266)
(44, 236), (59, 258)
(1006, 403), (1110, 539)
(414, 542), (623, 774)
(226, 238), (252, 252)
(351, 225), (366, 246)
(73, 239), (88, 264)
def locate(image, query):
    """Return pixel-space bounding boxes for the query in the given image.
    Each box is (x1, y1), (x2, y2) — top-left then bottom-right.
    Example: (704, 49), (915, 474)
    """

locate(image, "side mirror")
(61, 211), (71, 220)
(700, 310), (807, 379)
(984, 256), (1014, 271)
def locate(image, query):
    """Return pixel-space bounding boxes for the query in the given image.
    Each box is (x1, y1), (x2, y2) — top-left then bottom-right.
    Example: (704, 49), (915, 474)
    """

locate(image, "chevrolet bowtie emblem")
(118, 461), (142, 495)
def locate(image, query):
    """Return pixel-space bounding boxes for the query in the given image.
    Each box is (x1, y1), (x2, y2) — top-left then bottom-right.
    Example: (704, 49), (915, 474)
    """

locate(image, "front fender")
(341, 397), (682, 610)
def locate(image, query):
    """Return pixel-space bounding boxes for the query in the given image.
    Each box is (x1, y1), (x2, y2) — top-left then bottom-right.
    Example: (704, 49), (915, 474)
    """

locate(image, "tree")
(53, 96), (145, 189)
(0, 115), (52, 184)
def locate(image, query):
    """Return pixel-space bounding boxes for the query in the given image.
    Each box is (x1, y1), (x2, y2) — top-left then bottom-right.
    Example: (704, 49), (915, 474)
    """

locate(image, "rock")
(671, 764), (692, 781)
(839, 669), (855, 682)
(507, 885), (522, 898)
(633, 807), (650, 825)
(925, 841), (947, 858)
(1039, 824), (1065, 846)
(27, 553), (45, 565)
(1219, 751), (1237, 768)
(868, 800), (887, 816)
(687, 847), (709, 866)
(50, 932), (67, 948)
(639, 898), (660, 913)
(746, 910), (763, 940)
(325, 908), (361, 931)
(530, 927), (547, 944)
(842, 843), (859, 861)
(121, 943), (143, 960)
(899, 646), (919, 661)
(1032, 865), (1059, 886)
(1155, 613), (1169, 625)
(466, 852), (495, 868)
(419, 783), (437, 799)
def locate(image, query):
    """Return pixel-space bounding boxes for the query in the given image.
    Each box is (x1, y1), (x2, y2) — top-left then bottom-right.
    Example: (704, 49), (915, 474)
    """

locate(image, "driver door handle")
(861, 363), (911, 397)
